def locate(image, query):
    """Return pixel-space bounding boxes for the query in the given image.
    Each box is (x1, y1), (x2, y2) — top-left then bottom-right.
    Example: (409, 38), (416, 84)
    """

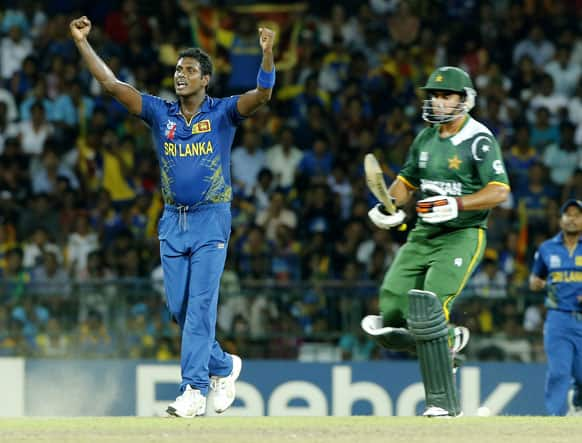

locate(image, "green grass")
(0, 417), (580, 443)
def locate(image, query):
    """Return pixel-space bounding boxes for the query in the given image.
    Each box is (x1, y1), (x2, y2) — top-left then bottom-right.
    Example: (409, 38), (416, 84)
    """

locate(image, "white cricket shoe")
(211, 354), (242, 413)
(166, 385), (206, 418)
(423, 406), (463, 418)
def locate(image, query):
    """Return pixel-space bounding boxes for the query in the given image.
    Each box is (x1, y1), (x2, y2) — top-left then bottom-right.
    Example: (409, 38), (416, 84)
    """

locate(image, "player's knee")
(166, 304), (185, 327)
(379, 288), (407, 326)
(379, 300), (406, 328)
(548, 367), (571, 381)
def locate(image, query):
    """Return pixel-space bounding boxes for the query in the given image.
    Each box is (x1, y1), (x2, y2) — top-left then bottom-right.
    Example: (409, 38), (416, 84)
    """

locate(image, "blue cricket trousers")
(158, 203), (233, 395)
(544, 309), (582, 415)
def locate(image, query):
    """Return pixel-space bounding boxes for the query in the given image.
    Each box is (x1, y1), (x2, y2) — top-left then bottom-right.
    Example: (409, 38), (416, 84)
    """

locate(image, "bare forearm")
(261, 50), (274, 75)
(458, 183), (509, 211)
(529, 275), (546, 291)
(388, 178), (414, 207)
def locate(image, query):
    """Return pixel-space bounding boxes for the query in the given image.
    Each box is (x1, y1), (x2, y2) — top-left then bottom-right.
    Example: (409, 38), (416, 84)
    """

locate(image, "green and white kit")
(381, 116), (510, 323)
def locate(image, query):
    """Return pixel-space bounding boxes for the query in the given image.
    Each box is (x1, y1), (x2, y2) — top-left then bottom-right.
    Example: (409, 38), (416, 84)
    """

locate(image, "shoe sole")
(424, 411), (464, 419)
(215, 355), (243, 414)
(166, 406), (205, 418)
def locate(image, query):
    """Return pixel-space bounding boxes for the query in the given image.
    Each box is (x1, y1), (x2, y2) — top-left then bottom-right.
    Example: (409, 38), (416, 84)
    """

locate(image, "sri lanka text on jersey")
(551, 271), (582, 283)
(164, 141), (214, 157)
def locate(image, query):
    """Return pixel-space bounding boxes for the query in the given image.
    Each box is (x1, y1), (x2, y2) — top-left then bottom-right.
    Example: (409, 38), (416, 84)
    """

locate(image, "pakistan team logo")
(470, 135), (491, 161)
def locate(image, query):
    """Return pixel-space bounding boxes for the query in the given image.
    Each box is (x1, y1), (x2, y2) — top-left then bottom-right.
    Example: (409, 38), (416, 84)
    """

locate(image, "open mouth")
(176, 80), (187, 90)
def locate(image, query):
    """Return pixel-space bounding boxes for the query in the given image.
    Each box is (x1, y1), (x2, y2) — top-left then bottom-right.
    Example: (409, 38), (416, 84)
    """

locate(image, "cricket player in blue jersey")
(70, 16), (276, 418)
(530, 199), (582, 416)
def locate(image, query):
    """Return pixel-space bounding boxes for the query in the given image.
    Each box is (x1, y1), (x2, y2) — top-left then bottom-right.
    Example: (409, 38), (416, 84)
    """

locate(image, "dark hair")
(559, 121), (575, 133)
(257, 167), (273, 181)
(6, 247), (23, 259)
(178, 48), (213, 78)
(31, 101), (44, 113)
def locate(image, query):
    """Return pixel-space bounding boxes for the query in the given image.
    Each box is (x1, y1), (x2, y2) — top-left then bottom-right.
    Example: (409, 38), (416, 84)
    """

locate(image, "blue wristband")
(257, 67), (276, 89)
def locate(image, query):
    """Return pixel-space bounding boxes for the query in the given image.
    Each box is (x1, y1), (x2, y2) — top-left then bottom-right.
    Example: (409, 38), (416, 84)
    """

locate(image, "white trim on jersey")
(450, 118), (494, 146)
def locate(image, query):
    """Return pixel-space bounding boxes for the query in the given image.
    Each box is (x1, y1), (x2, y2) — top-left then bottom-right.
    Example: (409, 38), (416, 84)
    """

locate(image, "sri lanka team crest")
(192, 119), (211, 134)
(165, 120), (177, 140)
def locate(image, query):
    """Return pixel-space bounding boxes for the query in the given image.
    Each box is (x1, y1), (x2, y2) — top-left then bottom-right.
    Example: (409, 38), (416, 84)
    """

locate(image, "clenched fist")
(70, 16), (92, 42)
(258, 27), (275, 53)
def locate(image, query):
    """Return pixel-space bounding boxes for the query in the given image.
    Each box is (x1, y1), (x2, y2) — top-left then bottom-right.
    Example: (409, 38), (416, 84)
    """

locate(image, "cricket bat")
(364, 153), (397, 214)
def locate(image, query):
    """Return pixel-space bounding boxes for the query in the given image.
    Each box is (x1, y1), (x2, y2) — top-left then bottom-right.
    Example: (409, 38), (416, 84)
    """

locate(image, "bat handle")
(378, 204), (391, 215)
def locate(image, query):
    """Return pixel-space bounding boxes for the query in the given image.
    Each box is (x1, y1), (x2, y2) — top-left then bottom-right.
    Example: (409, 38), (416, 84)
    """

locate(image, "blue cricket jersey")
(532, 232), (582, 312)
(139, 93), (245, 206)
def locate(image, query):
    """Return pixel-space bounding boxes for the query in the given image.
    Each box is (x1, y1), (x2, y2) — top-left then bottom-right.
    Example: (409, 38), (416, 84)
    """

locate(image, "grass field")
(0, 417), (580, 443)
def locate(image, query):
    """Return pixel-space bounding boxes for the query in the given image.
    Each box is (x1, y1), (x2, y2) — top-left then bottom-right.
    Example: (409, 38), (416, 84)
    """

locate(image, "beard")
(562, 224), (582, 235)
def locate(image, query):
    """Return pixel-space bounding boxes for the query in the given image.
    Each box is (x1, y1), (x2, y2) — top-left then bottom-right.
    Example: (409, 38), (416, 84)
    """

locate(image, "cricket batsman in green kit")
(362, 66), (510, 417)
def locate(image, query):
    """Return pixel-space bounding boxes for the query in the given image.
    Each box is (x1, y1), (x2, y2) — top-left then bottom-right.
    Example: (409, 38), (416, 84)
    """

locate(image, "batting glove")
(368, 204), (406, 229)
(416, 196), (459, 224)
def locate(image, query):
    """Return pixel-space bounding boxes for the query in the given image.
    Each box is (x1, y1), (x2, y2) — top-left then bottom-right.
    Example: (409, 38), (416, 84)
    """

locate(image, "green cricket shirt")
(398, 116), (510, 230)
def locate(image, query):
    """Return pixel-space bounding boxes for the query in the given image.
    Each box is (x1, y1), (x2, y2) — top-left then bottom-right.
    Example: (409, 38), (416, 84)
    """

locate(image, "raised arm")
(70, 16), (142, 115)
(236, 28), (275, 117)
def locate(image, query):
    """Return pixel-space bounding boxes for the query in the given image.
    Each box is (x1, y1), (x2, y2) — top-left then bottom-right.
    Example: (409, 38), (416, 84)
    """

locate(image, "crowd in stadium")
(0, 0), (580, 362)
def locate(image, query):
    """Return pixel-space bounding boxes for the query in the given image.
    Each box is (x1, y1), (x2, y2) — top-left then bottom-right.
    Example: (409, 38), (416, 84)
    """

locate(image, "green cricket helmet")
(421, 66), (477, 124)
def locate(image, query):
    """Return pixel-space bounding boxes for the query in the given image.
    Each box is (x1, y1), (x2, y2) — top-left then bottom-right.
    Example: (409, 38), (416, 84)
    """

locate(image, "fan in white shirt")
(265, 127), (303, 189)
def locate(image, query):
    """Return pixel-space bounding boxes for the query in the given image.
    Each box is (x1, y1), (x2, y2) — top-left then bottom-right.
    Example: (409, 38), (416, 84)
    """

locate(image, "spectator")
(30, 250), (71, 298)
(66, 213), (99, 278)
(0, 247), (30, 306)
(0, 102), (20, 154)
(231, 130), (266, 197)
(32, 141), (79, 195)
(543, 122), (580, 186)
(22, 226), (62, 269)
(387, 2), (420, 46)
(529, 107), (560, 152)
(77, 310), (115, 358)
(16, 101), (54, 156)
(251, 168), (275, 213)
(255, 190), (297, 242)
(297, 135), (334, 184)
(100, 131), (137, 207)
(545, 45), (581, 97)
(471, 250), (508, 299)
(529, 76), (568, 121)
(513, 25), (555, 67)
(265, 126), (303, 190)
(0, 85), (19, 122)
(0, 25), (33, 82)
(35, 318), (70, 358)
(271, 224), (301, 282)
(338, 324), (376, 361)
(505, 124), (539, 197)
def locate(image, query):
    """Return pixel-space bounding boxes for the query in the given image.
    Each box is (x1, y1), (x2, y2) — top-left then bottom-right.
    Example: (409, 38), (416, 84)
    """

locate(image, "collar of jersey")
(436, 115), (470, 140)
(553, 232), (582, 245)
(169, 95), (212, 116)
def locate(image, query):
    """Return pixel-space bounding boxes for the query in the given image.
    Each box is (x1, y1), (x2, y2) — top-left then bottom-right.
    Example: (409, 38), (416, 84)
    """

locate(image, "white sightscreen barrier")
(0, 358), (25, 416)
